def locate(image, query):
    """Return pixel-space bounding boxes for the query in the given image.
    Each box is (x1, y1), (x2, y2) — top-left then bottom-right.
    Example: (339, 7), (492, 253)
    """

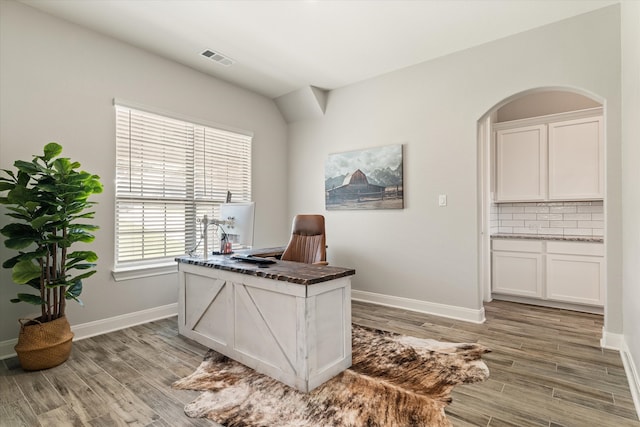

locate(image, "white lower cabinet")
(545, 241), (605, 306)
(492, 239), (604, 307)
(492, 240), (543, 298)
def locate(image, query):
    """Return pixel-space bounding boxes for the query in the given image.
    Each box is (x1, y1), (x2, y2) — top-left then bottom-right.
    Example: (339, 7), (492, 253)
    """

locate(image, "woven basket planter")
(14, 316), (74, 371)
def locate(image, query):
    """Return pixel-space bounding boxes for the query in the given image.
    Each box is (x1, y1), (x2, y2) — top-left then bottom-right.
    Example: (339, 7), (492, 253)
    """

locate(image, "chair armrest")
(312, 261), (329, 266)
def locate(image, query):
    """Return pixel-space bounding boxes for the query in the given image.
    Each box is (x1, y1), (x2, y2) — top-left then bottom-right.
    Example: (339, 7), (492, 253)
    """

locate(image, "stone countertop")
(244, 246), (287, 258)
(491, 233), (604, 243)
(175, 255), (355, 285)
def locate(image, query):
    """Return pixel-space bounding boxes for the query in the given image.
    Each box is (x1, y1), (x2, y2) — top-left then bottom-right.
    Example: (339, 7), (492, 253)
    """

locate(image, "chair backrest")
(281, 215), (326, 264)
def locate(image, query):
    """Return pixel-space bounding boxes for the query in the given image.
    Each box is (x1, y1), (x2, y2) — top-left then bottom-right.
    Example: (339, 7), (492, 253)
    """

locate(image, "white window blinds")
(115, 104), (252, 268)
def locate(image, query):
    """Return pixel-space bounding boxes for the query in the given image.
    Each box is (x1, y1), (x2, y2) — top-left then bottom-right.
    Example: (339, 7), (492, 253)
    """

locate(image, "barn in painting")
(326, 169), (385, 202)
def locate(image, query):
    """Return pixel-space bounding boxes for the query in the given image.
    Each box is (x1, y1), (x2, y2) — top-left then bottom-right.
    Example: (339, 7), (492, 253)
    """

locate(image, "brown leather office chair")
(281, 215), (328, 265)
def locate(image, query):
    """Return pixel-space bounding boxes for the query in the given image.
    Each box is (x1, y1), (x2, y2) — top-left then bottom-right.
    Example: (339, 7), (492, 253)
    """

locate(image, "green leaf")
(6, 205), (31, 216)
(66, 250), (98, 270)
(5, 213), (31, 221)
(70, 224), (99, 231)
(31, 214), (59, 230)
(17, 170), (33, 186)
(43, 234), (65, 241)
(66, 231), (95, 244)
(67, 263), (96, 270)
(2, 223), (40, 249)
(1, 169), (16, 180)
(43, 143), (62, 161)
(11, 293), (44, 305)
(1, 223), (36, 237)
(89, 177), (103, 194)
(4, 237), (37, 250)
(25, 278), (41, 291)
(12, 260), (42, 284)
(2, 254), (22, 269)
(7, 185), (37, 205)
(13, 160), (39, 175)
(69, 270), (97, 282)
(24, 201), (39, 211)
(36, 183), (57, 193)
(53, 158), (72, 175)
(70, 212), (96, 220)
(67, 250), (98, 262)
(0, 181), (14, 191)
(2, 248), (47, 269)
(66, 280), (83, 301)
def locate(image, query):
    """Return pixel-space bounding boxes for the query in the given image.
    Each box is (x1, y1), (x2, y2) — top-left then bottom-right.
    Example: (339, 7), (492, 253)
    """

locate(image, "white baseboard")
(493, 293), (604, 315)
(351, 289), (486, 324)
(0, 303), (178, 360)
(620, 340), (640, 420)
(0, 339), (17, 361)
(601, 328), (624, 350)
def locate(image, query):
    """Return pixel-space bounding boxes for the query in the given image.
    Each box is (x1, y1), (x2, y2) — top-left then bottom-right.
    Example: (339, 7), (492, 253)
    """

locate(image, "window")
(114, 103), (252, 277)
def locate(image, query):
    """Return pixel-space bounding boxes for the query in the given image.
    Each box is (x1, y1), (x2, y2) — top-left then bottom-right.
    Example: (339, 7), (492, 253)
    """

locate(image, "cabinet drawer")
(492, 239), (543, 253)
(546, 241), (604, 256)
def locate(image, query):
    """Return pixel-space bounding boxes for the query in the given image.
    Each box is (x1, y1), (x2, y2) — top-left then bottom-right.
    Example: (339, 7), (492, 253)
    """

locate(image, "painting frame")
(325, 144), (404, 211)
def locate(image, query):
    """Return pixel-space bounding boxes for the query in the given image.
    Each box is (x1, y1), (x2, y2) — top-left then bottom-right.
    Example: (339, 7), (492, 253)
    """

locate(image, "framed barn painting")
(325, 144), (404, 210)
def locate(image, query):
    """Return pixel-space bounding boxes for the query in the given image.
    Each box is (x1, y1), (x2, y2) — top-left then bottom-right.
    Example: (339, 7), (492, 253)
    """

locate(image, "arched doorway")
(477, 87), (606, 340)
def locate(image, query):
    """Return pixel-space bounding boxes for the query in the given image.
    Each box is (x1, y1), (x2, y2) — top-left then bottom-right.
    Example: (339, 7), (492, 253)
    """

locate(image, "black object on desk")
(231, 254), (276, 265)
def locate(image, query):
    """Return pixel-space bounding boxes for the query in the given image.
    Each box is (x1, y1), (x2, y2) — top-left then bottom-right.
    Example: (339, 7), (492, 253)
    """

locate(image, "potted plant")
(0, 142), (103, 370)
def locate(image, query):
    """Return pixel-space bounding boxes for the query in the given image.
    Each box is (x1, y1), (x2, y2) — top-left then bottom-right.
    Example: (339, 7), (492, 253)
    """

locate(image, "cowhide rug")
(172, 324), (490, 427)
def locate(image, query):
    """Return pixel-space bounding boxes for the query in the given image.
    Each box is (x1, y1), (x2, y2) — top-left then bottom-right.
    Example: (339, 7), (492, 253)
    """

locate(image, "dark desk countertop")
(175, 255), (355, 285)
(491, 233), (604, 243)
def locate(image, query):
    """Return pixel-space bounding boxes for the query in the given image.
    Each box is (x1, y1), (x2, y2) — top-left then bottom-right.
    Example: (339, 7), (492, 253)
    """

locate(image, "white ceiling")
(21, 0), (618, 99)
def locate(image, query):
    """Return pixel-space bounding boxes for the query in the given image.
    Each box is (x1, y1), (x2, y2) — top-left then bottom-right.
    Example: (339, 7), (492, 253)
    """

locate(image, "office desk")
(175, 255), (355, 392)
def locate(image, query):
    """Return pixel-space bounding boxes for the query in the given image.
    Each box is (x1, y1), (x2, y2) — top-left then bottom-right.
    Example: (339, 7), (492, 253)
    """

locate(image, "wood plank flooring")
(353, 300), (639, 427)
(1, 300), (638, 426)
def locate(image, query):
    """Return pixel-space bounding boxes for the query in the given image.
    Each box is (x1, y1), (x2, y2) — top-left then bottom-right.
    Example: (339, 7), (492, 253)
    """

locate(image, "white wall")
(0, 1), (289, 343)
(288, 6), (623, 327)
(621, 0), (640, 413)
(496, 90), (601, 122)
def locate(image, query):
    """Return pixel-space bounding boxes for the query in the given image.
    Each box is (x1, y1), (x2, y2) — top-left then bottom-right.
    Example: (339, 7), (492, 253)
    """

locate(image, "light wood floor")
(1, 300), (638, 426)
(354, 300), (639, 427)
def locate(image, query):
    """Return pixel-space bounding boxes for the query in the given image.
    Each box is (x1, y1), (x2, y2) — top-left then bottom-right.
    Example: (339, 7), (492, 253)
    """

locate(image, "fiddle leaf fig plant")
(0, 143), (103, 322)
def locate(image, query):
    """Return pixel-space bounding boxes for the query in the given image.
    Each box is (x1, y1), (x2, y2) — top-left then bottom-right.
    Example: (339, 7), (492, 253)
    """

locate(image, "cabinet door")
(548, 116), (603, 200)
(495, 125), (547, 202)
(546, 254), (604, 306)
(492, 251), (543, 298)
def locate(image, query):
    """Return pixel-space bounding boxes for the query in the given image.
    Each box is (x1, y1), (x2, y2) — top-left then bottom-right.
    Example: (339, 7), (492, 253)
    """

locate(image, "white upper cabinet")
(496, 125), (547, 202)
(494, 109), (603, 202)
(548, 116), (604, 200)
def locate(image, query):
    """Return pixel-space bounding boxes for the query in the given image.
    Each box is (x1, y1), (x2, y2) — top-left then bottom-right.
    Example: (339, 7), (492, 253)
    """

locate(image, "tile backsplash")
(490, 201), (604, 237)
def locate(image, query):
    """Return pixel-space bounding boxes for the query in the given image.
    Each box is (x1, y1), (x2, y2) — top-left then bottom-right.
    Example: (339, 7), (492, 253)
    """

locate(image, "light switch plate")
(438, 194), (447, 207)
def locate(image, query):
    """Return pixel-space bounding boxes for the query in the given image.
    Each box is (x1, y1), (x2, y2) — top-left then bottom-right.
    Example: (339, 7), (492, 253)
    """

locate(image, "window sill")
(112, 262), (178, 282)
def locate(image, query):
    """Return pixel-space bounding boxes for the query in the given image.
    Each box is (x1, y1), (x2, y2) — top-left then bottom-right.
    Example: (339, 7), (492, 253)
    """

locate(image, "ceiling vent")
(201, 49), (235, 67)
